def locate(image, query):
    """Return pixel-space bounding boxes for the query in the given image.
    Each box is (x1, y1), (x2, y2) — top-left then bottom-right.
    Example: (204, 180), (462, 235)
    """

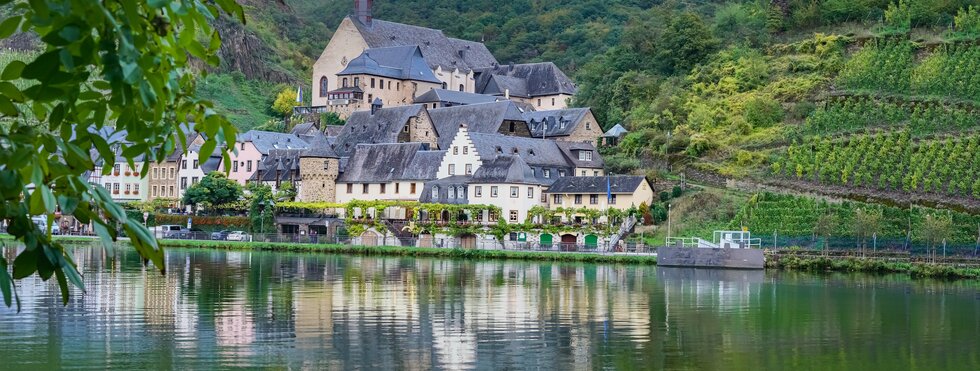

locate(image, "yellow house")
(545, 176), (655, 222)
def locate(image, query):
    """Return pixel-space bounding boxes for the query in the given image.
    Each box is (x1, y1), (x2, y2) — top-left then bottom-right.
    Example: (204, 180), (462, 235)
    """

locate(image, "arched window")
(442, 82), (447, 89)
(319, 76), (328, 97)
(342, 78), (348, 88)
(458, 84), (464, 92)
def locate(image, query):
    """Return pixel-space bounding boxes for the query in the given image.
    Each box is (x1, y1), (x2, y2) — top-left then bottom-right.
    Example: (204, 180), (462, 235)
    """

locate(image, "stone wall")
(562, 110), (602, 145)
(298, 157), (339, 203)
(657, 247), (765, 269)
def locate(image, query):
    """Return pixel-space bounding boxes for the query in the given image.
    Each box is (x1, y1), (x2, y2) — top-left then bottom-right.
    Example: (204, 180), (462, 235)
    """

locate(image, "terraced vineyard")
(837, 38), (913, 93)
(771, 131), (980, 198)
(911, 43), (980, 101)
(729, 193), (980, 243)
(803, 96), (979, 136)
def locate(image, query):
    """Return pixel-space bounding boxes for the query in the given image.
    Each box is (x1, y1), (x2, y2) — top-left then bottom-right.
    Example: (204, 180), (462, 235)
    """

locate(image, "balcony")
(292, 106), (329, 115)
(328, 99), (361, 106)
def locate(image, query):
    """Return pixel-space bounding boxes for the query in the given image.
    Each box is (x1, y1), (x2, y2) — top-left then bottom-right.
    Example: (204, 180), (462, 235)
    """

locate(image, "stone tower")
(298, 134), (340, 203)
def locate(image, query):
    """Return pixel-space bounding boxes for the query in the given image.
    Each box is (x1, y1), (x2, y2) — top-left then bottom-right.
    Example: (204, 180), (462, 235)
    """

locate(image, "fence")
(756, 234), (980, 258)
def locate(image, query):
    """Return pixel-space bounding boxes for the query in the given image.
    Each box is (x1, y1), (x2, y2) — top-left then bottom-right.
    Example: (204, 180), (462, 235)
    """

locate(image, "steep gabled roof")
(556, 141), (604, 169)
(524, 108), (591, 137)
(351, 17), (498, 73)
(603, 123), (629, 137)
(290, 122), (320, 137)
(475, 62), (577, 97)
(428, 101), (527, 149)
(414, 88), (500, 106)
(338, 45), (441, 83)
(470, 155), (541, 185)
(419, 175), (472, 204)
(301, 132), (340, 159)
(250, 149), (304, 182)
(545, 176), (647, 194)
(338, 143), (443, 183)
(333, 104), (427, 157)
(468, 133), (570, 168)
(241, 130), (309, 154)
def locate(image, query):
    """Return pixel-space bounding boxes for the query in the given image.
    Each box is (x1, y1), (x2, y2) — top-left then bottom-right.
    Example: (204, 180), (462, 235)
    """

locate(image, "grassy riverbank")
(157, 239), (660, 265)
(767, 253), (980, 279)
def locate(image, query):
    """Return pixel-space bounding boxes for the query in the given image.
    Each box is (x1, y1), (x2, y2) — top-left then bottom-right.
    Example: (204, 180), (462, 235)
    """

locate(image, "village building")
(465, 155), (548, 224)
(428, 101), (532, 151)
(600, 123), (629, 146)
(473, 62), (577, 110)
(545, 176), (655, 223)
(324, 45), (443, 118)
(249, 149), (305, 192)
(312, 1), (497, 107)
(297, 134), (341, 203)
(94, 153), (149, 203)
(524, 107), (603, 145)
(331, 103), (438, 157)
(335, 143), (444, 217)
(225, 130), (308, 185)
(147, 148), (182, 203)
(176, 138), (221, 202)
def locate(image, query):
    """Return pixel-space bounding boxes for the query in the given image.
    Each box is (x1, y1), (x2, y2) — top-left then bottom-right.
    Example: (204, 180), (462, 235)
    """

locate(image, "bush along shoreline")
(766, 252), (980, 279)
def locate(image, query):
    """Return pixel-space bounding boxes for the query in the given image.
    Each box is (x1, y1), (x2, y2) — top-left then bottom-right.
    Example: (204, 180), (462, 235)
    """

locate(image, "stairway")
(608, 215), (638, 250)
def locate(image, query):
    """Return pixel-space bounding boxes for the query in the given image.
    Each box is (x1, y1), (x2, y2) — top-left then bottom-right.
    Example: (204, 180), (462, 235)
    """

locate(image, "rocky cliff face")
(212, 17), (293, 84)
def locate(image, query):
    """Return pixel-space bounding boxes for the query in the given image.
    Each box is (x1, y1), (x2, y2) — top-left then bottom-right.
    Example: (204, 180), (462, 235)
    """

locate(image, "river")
(1, 245), (978, 370)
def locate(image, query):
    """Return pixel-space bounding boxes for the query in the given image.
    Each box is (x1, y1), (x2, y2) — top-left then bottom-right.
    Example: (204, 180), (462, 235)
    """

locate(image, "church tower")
(298, 135), (340, 203)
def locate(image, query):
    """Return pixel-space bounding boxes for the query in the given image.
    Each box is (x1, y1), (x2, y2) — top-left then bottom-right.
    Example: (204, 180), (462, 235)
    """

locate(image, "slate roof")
(556, 141), (604, 169)
(338, 46), (441, 83)
(301, 132), (340, 159)
(333, 104), (427, 157)
(603, 123), (628, 138)
(544, 176), (647, 194)
(337, 143), (444, 183)
(290, 122), (319, 137)
(241, 130), (309, 154)
(468, 133), (569, 168)
(250, 149), (304, 182)
(413, 89), (500, 106)
(470, 155), (541, 185)
(524, 108), (591, 137)
(323, 125), (344, 137)
(428, 101), (527, 149)
(351, 17), (498, 73)
(419, 175), (471, 204)
(475, 62), (577, 97)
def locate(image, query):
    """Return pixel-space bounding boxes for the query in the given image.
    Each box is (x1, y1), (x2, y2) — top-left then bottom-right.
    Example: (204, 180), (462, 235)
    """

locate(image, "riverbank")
(766, 251), (980, 279)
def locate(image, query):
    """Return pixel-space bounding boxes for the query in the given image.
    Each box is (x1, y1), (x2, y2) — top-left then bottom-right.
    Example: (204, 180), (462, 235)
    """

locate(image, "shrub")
(659, 191), (670, 202)
(672, 185), (683, 198)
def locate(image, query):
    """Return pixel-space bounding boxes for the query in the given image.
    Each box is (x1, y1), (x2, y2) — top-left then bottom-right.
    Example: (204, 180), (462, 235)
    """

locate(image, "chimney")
(505, 89), (510, 99)
(371, 97), (383, 115)
(354, 0), (373, 26)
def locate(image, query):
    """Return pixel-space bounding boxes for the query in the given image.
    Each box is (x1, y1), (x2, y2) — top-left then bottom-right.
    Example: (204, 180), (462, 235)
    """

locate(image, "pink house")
(224, 130), (309, 185)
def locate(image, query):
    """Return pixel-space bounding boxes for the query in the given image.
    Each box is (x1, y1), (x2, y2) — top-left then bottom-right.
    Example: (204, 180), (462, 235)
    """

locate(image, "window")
(180, 177), (187, 190)
(342, 78), (348, 87)
(362, 184), (369, 194)
(191, 177), (198, 185)
(104, 183), (110, 190)
(537, 99), (541, 106)
(453, 146), (458, 155)
(442, 82), (447, 89)
(528, 187), (534, 199)
(489, 210), (498, 222)
(113, 164), (120, 174)
(586, 122), (591, 130)
(509, 122), (516, 133)
(465, 164), (472, 175)
(370, 78), (375, 88)
(574, 195), (582, 205)
(403, 125), (409, 133)
(553, 194), (563, 204)
(459, 84), (464, 92)
(594, 171), (600, 176)
(152, 186), (158, 197)
(152, 168), (158, 179)
(354, 77), (360, 86)
(610, 194), (617, 204)
(590, 194), (598, 205)
(368, 94), (373, 102)
(388, 81), (392, 90)
(463, 146), (468, 154)
(247, 161), (252, 172)
(510, 186), (519, 198)
(240, 142), (245, 150)
(319, 76), (328, 97)
(193, 159), (199, 169)
(113, 183), (119, 193)
(581, 170), (586, 176)
(432, 186), (439, 199)
(181, 160), (186, 170)
(475, 186), (483, 197)
(411, 183), (417, 194)
(233, 162), (238, 172)
(579, 151), (593, 161)
(134, 184), (139, 194)
(544, 169), (551, 178)
(169, 168), (175, 179)
(448, 164), (456, 175)
(395, 183), (400, 193)
(559, 170), (566, 177)
(397, 82), (400, 91)
(347, 184), (353, 194)
(169, 186), (174, 196)
(380, 184), (387, 194)
(552, 97), (555, 106)
(509, 210), (518, 222)
(491, 186), (498, 198)
(448, 187), (456, 199)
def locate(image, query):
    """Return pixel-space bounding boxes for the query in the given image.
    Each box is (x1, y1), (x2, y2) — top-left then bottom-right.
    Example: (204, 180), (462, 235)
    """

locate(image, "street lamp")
(665, 203), (671, 247)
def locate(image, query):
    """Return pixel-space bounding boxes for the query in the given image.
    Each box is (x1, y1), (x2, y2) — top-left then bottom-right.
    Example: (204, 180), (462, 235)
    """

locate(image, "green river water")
(1, 245), (978, 370)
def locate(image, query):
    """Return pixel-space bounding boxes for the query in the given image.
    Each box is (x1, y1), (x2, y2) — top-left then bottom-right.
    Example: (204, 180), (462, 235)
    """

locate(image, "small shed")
(601, 124), (628, 146)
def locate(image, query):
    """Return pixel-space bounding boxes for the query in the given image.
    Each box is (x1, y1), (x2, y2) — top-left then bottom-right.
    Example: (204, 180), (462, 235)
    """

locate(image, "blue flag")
(606, 176), (612, 202)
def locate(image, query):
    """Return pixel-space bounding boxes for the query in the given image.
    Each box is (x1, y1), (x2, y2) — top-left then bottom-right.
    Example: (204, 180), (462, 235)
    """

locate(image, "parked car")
(31, 217), (60, 235)
(156, 225), (191, 239)
(226, 231), (248, 241)
(211, 230), (231, 240)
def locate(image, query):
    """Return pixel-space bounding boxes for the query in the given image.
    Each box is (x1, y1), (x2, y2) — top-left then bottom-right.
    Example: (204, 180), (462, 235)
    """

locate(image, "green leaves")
(0, 256), (19, 310)
(0, 0), (245, 308)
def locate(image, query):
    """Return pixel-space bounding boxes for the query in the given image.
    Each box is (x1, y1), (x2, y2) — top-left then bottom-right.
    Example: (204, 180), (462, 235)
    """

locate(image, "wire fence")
(756, 234), (980, 258)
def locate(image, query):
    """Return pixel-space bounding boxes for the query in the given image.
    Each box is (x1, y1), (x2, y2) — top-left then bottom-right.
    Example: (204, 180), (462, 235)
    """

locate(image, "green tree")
(853, 208), (883, 256)
(320, 112), (345, 127)
(276, 181), (297, 202)
(0, 0), (243, 309)
(271, 87), (299, 117)
(182, 172), (243, 207)
(812, 212), (838, 255)
(921, 213), (952, 262)
(246, 182), (276, 233)
(656, 12), (719, 75)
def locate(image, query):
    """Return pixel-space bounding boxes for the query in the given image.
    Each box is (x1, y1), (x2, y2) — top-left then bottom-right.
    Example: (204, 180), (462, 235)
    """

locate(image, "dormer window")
(495, 146), (502, 154)
(544, 169), (550, 178)
(528, 149), (535, 156)
(578, 151), (592, 161)
(509, 122), (516, 133)
(432, 186), (439, 199)
(512, 148), (519, 155)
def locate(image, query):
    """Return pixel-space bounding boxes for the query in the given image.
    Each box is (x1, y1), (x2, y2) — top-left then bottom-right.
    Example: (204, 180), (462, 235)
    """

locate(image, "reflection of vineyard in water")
(2, 246), (979, 369)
